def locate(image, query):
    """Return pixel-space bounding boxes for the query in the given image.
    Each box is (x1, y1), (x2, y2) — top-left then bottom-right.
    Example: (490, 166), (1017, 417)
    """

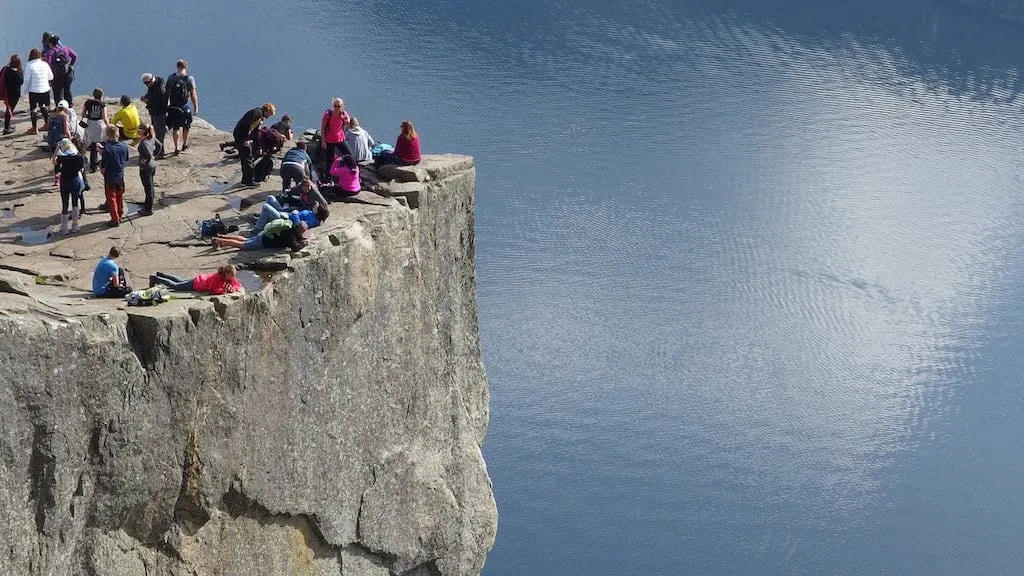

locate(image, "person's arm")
(320, 112), (329, 148)
(67, 47), (78, 65)
(367, 131), (375, 147)
(111, 268), (121, 289)
(102, 107), (109, 124)
(45, 64), (53, 83)
(189, 78), (198, 115)
(110, 108), (124, 127)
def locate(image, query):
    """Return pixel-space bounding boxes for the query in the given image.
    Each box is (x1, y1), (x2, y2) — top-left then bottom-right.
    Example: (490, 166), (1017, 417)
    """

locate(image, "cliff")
(0, 106), (496, 575)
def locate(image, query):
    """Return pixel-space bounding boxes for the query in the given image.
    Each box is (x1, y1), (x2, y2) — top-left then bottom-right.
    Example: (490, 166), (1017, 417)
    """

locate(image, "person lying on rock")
(92, 246), (132, 298)
(149, 264), (243, 295)
(254, 195), (328, 232)
(212, 219), (308, 252)
(329, 154), (361, 196)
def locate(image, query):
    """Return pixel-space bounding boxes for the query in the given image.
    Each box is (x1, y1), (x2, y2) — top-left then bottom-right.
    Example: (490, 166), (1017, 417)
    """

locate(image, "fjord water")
(5, 0), (1024, 573)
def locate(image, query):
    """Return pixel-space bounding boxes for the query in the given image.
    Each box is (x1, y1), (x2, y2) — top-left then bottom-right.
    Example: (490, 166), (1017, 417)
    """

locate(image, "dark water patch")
(12, 226), (52, 245)
(236, 269), (269, 292)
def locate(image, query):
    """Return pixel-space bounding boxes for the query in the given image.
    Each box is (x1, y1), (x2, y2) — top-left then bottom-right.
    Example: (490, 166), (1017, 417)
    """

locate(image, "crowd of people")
(1, 31), (425, 303)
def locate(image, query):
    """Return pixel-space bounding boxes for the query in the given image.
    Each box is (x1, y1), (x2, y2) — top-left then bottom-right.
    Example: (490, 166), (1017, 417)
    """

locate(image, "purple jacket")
(43, 45), (78, 66)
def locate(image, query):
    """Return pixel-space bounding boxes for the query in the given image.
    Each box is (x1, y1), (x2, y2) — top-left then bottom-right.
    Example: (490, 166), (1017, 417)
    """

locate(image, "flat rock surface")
(0, 99), (459, 316)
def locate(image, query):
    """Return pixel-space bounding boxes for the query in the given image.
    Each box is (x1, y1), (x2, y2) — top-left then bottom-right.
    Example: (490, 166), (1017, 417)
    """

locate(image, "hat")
(57, 100), (69, 110)
(57, 138), (77, 157)
(141, 72), (154, 84)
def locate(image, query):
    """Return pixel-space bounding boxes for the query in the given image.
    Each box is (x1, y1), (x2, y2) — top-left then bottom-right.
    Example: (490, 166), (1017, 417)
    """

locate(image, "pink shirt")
(192, 272), (242, 295)
(330, 158), (361, 192)
(321, 109), (349, 144)
(395, 134), (421, 164)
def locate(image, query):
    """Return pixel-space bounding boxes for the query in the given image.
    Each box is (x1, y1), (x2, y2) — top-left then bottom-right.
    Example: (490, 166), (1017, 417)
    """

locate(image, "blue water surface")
(3, 0), (1024, 574)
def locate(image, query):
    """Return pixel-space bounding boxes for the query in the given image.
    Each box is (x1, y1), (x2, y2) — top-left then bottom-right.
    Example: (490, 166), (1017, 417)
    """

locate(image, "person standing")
(100, 124), (129, 226)
(1, 55), (24, 135)
(136, 123), (162, 216)
(165, 59), (198, 154)
(22, 49), (52, 134)
(320, 97), (351, 167)
(53, 138), (85, 233)
(140, 72), (167, 153)
(81, 88), (107, 171)
(42, 35), (77, 104)
(92, 246), (132, 298)
(232, 102), (276, 187)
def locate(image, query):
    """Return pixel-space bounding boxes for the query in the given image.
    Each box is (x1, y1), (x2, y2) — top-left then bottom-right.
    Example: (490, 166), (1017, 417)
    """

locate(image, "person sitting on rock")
(270, 114), (293, 141)
(374, 120), (421, 168)
(281, 177), (330, 212)
(329, 154), (361, 195)
(92, 246), (132, 298)
(344, 116), (375, 164)
(110, 95), (141, 141)
(280, 141), (315, 192)
(149, 264), (243, 295)
(254, 195), (327, 232)
(212, 219), (308, 252)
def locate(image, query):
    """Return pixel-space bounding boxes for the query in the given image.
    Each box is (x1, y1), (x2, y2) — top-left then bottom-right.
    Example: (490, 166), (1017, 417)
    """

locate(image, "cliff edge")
(0, 109), (497, 575)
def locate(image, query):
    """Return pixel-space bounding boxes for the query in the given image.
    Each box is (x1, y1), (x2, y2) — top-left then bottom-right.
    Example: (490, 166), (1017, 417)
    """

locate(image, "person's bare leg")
(172, 128), (180, 153)
(182, 127), (190, 148)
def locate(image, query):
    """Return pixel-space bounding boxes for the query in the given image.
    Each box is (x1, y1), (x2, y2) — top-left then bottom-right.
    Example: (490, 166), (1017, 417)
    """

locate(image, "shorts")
(167, 105), (193, 129)
(243, 234), (264, 251)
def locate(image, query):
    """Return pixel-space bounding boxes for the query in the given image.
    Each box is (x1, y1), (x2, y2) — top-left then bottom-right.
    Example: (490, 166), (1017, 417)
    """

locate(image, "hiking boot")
(137, 209), (153, 217)
(107, 220), (120, 228)
(97, 202), (108, 211)
(2, 127), (14, 135)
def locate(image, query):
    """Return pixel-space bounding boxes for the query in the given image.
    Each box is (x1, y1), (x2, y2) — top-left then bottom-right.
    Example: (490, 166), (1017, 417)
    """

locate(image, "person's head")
(56, 100), (69, 113)
(176, 59), (188, 73)
(300, 177), (313, 192)
(105, 124), (119, 141)
(138, 123), (152, 138)
(331, 98), (344, 113)
(7, 54), (21, 70)
(348, 116), (360, 129)
(342, 154), (357, 170)
(400, 120), (417, 140)
(295, 140), (307, 151)
(217, 264), (237, 281)
(316, 204), (329, 223)
(57, 138), (77, 157)
(92, 87), (103, 100)
(108, 246), (122, 259)
(42, 32), (52, 46)
(260, 102), (276, 118)
(28, 48), (40, 61)
(119, 95), (131, 107)
(281, 114), (292, 124)
(46, 35), (59, 48)
(140, 72), (154, 86)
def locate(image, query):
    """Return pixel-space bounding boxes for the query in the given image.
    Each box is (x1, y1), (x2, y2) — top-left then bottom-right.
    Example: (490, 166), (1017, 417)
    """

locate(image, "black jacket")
(142, 77), (168, 116)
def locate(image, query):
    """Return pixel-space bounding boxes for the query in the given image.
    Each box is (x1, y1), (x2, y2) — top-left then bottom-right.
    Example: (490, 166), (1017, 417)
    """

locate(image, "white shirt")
(23, 59), (53, 94)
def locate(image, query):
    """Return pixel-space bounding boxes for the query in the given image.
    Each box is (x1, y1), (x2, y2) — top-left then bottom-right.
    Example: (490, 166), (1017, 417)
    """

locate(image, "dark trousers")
(100, 270), (131, 298)
(3, 93), (19, 129)
(88, 143), (100, 171)
(237, 139), (254, 184)
(140, 168), (156, 212)
(323, 140), (352, 170)
(153, 272), (194, 291)
(152, 113), (167, 149)
(280, 162), (307, 192)
(28, 92), (51, 128)
(51, 78), (72, 104)
(59, 176), (84, 213)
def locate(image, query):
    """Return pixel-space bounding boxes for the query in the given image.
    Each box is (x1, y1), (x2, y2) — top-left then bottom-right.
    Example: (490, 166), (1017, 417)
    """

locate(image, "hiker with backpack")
(1, 55), (24, 135)
(231, 102), (276, 186)
(166, 59), (198, 154)
(45, 101), (72, 155)
(43, 35), (76, 104)
(212, 219), (309, 252)
(22, 49), (52, 134)
(81, 88), (108, 171)
(320, 97), (352, 167)
(140, 73), (168, 153)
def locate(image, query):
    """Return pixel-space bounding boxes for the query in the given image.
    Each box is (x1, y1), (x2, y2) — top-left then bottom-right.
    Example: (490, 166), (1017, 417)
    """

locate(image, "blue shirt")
(92, 257), (119, 296)
(282, 147), (312, 169)
(288, 210), (319, 229)
(101, 140), (129, 181)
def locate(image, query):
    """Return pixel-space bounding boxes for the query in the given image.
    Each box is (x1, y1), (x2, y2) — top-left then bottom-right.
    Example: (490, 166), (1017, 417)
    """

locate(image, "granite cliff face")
(0, 114), (495, 574)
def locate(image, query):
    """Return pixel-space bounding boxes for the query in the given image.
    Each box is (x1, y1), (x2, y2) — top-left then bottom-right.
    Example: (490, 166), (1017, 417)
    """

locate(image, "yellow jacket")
(111, 103), (141, 140)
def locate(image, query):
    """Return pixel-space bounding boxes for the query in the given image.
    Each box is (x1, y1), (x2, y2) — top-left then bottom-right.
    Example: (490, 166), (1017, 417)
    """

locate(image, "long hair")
(400, 120), (417, 140)
(7, 54), (21, 70)
(28, 48), (40, 61)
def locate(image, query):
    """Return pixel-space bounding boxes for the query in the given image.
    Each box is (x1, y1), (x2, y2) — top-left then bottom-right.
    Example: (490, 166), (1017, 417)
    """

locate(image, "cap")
(57, 100), (69, 109)
(57, 138), (77, 156)
(141, 72), (154, 84)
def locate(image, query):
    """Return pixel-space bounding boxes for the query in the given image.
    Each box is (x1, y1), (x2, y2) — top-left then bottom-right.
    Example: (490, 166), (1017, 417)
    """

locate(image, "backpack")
(51, 49), (74, 82)
(168, 74), (190, 106)
(194, 214), (228, 238)
(125, 286), (170, 306)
